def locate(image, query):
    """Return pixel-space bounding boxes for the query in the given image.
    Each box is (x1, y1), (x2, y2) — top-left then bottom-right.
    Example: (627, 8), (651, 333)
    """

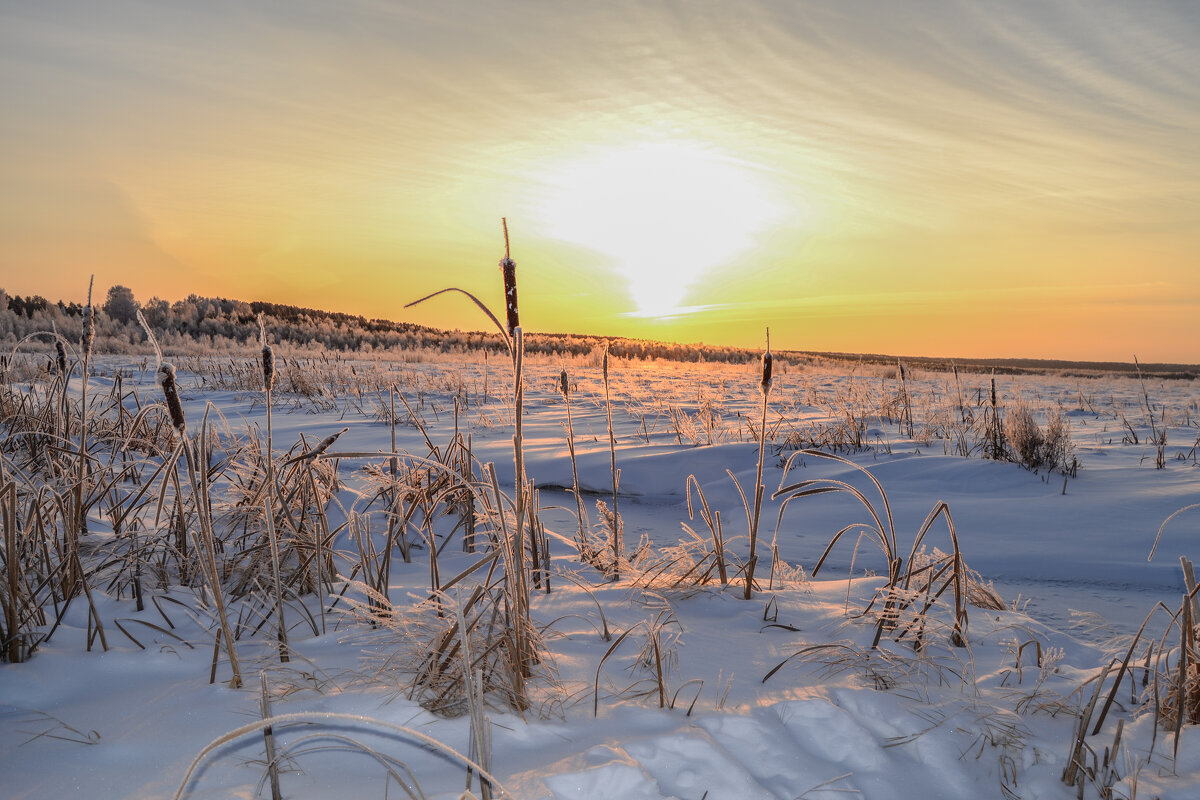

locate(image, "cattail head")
(157, 362), (186, 432)
(308, 426), (349, 460)
(55, 339), (67, 377)
(499, 218), (519, 338)
(258, 313), (274, 391)
(898, 362), (906, 382)
(990, 375), (997, 408)
(285, 426), (349, 465)
(500, 256), (519, 338)
(262, 346), (275, 392)
(602, 344), (610, 383)
(760, 347), (773, 397)
(559, 368), (569, 398)
(81, 276), (95, 358)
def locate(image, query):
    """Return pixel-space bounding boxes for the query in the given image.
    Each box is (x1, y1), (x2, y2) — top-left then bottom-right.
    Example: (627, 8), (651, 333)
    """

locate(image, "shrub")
(1006, 404), (1073, 473)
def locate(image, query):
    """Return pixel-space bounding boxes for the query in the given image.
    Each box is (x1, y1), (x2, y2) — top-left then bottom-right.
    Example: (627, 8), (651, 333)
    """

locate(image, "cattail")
(285, 426), (350, 465)
(258, 313), (275, 391)
(500, 256), (518, 335)
(157, 362), (186, 432)
(898, 361), (906, 382)
(746, 328), (772, 599)
(760, 348), (773, 396)
(500, 228), (519, 340)
(600, 342), (620, 575)
(559, 368), (569, 397)
(55, 339), (67, 377)
(81, 277), (95, 358)
(990, 375), (997, 408)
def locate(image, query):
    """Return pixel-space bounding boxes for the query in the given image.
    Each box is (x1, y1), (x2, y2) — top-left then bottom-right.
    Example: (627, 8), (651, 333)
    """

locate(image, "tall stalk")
(500, 220), (531, 590)
(141, 313), (241, 688)
(898, 360), (913, 439)
(500, 220), (536, 678)
(171, 389), (243, 688)
(401, 218), (537, 686)
(259, 315), (288, 662)
(560, 369), (590, 560)
(69, 279), (108, 649)
(4, 481), (23, 662)
(744, 330), (771, 599)
(67, 279), (94, 600)
(602, 346), (621, 579)
(176, 386), (243, 688)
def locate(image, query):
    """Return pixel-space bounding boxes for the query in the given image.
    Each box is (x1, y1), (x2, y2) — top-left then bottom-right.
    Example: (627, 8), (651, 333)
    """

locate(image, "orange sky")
(1, 1), (1198, 362)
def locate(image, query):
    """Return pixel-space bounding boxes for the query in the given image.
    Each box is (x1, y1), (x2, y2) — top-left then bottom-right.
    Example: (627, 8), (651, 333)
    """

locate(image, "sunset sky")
(2, 1), (1198, 362)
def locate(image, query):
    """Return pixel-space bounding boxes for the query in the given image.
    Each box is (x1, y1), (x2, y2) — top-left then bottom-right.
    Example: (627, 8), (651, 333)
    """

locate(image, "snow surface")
(4, 355), (1200, 799)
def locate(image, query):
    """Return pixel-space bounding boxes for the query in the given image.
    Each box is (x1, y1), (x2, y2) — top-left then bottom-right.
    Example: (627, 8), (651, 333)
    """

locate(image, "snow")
(3, 354), (1200, 799)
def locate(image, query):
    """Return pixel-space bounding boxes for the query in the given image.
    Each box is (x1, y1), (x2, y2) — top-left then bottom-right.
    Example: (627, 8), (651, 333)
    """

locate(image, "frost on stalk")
(81, 277), (95, 358)
(258, 312), (275, 391)
(285, 426), (350, 465)
(136, 309), (163, 369)
(55, 339), (67, 377)
(156, 362), (186, 432)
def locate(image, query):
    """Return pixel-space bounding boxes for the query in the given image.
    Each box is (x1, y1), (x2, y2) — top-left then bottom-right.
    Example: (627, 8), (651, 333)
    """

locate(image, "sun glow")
(539, 142), (787, 317)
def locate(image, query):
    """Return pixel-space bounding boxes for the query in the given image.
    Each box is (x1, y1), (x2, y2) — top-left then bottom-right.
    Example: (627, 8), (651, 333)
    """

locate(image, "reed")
(684, 475), (727, 586)
(742, 331), (771, 599)
(256, 314), (289, 661)
(897, 360), (914, 438)
(172, 711), (506, 800)
(259, 672), (283, 800)
(398, 220), (544, 711)
(66, 279), (95, 601)
(140, 313), (243, 688)
(454, 592), (493, 800)
(1, 481), (29, 662)
(772, 448), (995, 649)
(985, 374), (1005, 460)
(559, 368), (592, 565)
(1135, 356), (1167, 469)
(602, 345), (622, 579)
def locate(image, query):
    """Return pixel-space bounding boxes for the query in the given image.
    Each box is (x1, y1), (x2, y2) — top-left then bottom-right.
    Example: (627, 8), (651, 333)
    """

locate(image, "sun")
(538, 141), (785, 317)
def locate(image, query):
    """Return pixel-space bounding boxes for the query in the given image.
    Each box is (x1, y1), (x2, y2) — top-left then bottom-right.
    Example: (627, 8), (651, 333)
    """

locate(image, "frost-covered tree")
(138, 297), (170, 329)
(102, 285), (139, 324)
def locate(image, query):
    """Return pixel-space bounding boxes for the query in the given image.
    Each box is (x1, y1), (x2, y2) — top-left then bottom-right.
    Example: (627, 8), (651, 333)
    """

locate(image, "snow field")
(3, 353), (1200, 799)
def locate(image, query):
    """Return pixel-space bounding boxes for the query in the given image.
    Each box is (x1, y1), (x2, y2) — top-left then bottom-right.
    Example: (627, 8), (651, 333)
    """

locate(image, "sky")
(1, 0), (1198, 363)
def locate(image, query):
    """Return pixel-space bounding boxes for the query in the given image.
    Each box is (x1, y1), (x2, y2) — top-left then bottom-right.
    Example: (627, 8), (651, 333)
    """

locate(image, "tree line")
(0, 285), (765, 365)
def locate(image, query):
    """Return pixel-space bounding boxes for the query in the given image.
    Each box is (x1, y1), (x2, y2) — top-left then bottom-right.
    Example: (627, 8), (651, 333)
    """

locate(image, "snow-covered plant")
(559, 367), (591, 561)
(741, 330), (772, 599)
(1006, 403), (1074, 473)
(400, 219), (547, 708)
(602, 344), (622, 578)
(773, 449), (990, 649)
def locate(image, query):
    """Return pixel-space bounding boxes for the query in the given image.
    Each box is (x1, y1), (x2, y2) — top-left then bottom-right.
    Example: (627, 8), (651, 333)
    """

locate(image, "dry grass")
(772, 449), (999, 650)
